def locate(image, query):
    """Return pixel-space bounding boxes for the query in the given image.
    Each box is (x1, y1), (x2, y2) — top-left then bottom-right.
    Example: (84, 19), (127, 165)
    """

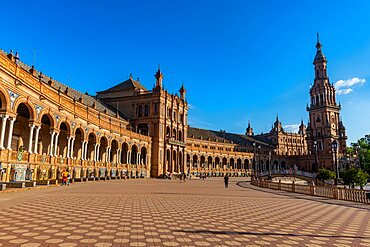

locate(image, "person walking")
(61, 170), (68, 186)
(224, 174), (229, 188)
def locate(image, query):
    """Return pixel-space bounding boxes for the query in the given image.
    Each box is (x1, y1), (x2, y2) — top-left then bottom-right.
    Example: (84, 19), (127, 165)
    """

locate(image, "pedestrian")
(124, 172), (127, 182)
(224, 174), (229, 188)
(67, 171), (71, 186)
(182, 172), (186, 183)
(61, 170), (68, 186)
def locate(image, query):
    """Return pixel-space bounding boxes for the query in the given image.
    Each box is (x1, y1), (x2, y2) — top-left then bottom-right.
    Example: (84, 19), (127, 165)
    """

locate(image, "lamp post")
(258, 145), (261, 175)
(268, 151), (272, 177)
(252, 142), (256, 178)
(332, 140), (339, 185)
(313, 140), (318, 172)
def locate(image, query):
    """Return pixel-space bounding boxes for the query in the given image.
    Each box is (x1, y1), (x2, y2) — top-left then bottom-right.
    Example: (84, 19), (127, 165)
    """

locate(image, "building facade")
(0, 37), (347, 182)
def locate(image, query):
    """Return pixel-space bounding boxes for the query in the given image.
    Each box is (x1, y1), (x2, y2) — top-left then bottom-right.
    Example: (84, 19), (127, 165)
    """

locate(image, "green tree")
(316, 168), (336, 181)
(341, 168), (369, 189)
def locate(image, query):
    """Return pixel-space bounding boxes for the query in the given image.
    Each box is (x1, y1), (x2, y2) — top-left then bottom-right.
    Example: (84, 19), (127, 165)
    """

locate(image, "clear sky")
(1, 0), (370, 143)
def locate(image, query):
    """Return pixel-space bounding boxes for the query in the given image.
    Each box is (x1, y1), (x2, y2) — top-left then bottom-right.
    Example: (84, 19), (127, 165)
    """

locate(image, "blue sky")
(1, 0), (370, 143)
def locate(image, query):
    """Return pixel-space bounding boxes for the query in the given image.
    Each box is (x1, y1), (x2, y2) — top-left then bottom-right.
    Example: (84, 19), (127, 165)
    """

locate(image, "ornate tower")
(245, 121), (254, 136)
(306, 34), (347, 170)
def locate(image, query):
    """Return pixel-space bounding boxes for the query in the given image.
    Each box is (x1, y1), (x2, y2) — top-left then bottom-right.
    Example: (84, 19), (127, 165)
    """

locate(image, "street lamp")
(258, 145), (261, 174)
(313, 140), (318, 172)
(252, 142), (256, 178)
(332, 140), (339, 185)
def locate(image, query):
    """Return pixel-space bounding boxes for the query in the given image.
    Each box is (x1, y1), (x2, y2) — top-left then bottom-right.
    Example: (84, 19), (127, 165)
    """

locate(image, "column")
(127, 151), (131, 164)
(96, 144), (100, 161)
(116, 149), (119, 164)
(6, 118), (15, 150)
(93, 143), (97, 161)
(70, 137), (75, 159)
(49, 131), (55, 156)
(28, 124), (35, 154)
(0, 115), (8, 149)
(105, 146), (109, 162)
(81, 141), (86, 160)
(66, 137), (71, 158)
(138, 153), (141, 165)
(84, 141), (88, 160)
(53, 133), (59, 157)
(33, 126), (41, 154)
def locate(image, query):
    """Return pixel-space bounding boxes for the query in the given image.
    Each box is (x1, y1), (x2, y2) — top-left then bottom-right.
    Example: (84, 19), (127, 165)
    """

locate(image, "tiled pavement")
(0, 178), (370, 246)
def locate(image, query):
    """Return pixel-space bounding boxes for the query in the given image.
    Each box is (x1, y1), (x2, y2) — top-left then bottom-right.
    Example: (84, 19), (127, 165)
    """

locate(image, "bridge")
(258, 169), (317, 183)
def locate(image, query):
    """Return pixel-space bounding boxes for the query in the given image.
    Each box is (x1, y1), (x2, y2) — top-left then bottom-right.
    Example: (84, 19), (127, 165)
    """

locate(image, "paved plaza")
(0, 178), (370, 246)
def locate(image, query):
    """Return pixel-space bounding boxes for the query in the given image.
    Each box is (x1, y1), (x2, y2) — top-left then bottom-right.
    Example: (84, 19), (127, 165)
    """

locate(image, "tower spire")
(154, 65), (164, 89)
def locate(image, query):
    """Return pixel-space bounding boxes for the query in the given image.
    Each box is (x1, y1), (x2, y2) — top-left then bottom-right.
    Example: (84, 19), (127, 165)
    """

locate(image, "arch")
(166, 126), (170, 137)
(222, 157), (227, 168)
(244, 159), (249, 170)
(57, 121), (70, 157)
(13, 97), (36, 120)
(172, 150), (177, 172)
(192, 155), (198, 169)
(207, 156), (213, 167)
(131, 144), (138, 164)
(11, 102), (35, 151)
(186, 153), (191, 170)
(166, 149), (171, 172)
(121, 142), (129, 164)
(230, 158), (235, 169)
(178, 130), (182, 141)
(140, 146), (147, 166)
(237, 158), (242, 169)
(215, 157), (220, 167)
(200, 155), (206, 168)
(0, 85), (10, 111)
(38, 111), (56, 129)
(73, 127), (85, 160)
(172, 128), (177, 139)
(38, 114), (54, 155)
(144, 104), (149, 117)
(99, 136), (108, 162)
(87, 132), (97, 161)
(273, 160), (279, 170)
(178, 151), (183, 172)
(110, 139), (119, 164)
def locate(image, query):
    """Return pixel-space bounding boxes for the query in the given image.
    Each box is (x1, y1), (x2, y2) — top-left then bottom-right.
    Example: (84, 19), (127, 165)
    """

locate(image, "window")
(144, 104), (149, 117)
(154, 103), (158, 115)
(138, 105), (143, 117)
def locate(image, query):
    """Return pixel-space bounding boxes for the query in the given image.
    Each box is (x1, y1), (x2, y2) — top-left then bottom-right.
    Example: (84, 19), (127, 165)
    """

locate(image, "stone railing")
(258, 169), (317, 179)
(251, 178), (370, 204)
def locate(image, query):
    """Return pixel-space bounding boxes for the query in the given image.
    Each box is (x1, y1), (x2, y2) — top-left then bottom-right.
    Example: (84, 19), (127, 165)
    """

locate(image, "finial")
(317, 32), (320, 44)
(316, 32), (322, 49)
(276, 113), (279, 121)
(129, 73), (133, 79)
(248, 120), (251, 127)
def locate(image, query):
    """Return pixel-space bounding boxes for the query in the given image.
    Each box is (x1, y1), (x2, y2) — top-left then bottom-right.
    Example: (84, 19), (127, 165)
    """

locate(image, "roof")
(187, 127), (273, 147)
(0, 49), (128, 120)
(97, 77), (147, 94)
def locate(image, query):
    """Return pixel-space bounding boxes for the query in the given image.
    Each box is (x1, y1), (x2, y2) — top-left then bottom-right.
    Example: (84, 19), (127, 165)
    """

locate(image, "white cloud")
(334, 77), (366, 95)
(283, 124), (300, 133)
(337, 88), (353, 95)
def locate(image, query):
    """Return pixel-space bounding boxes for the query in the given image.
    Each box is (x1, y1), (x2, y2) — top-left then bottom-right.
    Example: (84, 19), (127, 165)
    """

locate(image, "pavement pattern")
(0, 178), (370, 246)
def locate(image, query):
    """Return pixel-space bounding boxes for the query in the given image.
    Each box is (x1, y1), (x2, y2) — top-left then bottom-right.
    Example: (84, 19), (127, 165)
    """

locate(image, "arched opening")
(237, 158), (242, 169)
(230, 158), (235, 169)
(208, 156), (213, 168)
(74, 128), (84, 159)
(166, 126), (170, 138)
(144, 104), (149, 117)
(39, 114), (54, 155)
(121, 142), (129, 164)
(215, 157), (220, 168)
(140, 146), (147, 166)
(87, 133), (96, 161)
(186, 154), (191, 170)
(58, 122), (70, 157)
(172, 150), (177, 172)
(99, 136), (108, 162)
(172, 128), (177, 139)
(244, 159), (249, 170)
(0, 90), (6, 110)
(178, 130), (182, 141)
(110, 139), (118, 164)
(200, 155), (206, 169)
(131, 145), (138, 164)
(12, 103), (33, 152)
(192, 155), (198, 169)
(166, 149), (171, 172)
(222, 157), (227, 168)
(281, 161), (286, 170)
(273, 160), (279, 170)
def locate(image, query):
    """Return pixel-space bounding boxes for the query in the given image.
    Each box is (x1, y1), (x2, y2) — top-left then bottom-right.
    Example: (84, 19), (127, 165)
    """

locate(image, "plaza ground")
(0, 178), (370, 246)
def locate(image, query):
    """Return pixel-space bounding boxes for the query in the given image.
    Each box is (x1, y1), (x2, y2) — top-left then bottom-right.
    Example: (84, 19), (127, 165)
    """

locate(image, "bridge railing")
(251, 178), (370, 204)
(258, 169), (316, 179)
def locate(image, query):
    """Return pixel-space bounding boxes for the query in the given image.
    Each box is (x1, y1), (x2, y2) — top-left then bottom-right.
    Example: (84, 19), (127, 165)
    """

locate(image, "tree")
(341, 168), (369, 189)
(316, 168), (336, 181)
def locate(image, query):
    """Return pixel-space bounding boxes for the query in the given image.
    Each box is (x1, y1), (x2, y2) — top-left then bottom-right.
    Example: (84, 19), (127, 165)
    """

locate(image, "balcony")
(167, 138), (186, 147)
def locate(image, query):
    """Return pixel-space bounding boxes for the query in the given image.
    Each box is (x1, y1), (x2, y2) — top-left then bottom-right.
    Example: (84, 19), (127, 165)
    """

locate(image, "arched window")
(138, 105), (143, 117)
(144, 104), (149, 117)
